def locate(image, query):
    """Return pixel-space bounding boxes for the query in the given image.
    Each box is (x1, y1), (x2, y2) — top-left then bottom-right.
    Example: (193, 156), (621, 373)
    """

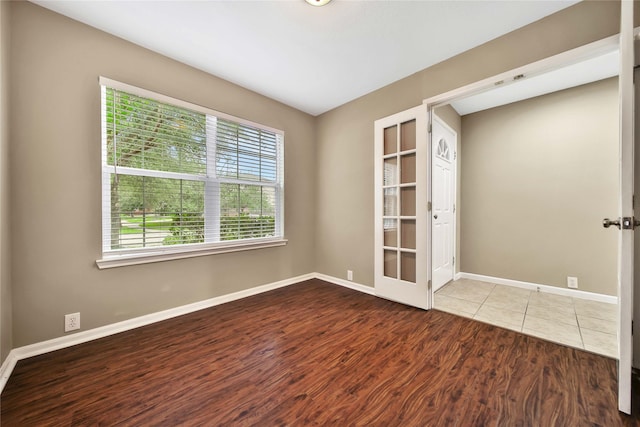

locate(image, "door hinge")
(453, 203), (456, 213)
(428, 201), (432, 212)
(622, 217), (640, 230)
(453, 256), (455, 266)
(454, 151), (457, 160)
(428, 123), (432, 134)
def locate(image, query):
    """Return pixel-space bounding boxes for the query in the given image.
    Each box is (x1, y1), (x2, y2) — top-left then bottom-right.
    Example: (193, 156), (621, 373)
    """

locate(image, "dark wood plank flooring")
(1, 279), (638, 426)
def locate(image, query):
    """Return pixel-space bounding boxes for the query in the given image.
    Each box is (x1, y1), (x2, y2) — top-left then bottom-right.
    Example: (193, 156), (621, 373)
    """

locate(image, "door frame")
(423, 25), (636, 414)
(431, 112), (457, 292)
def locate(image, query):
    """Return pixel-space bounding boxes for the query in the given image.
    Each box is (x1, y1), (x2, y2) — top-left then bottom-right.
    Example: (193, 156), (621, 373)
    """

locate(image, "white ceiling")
(450, 50), (620, 116)
(32, 0), (579, 116)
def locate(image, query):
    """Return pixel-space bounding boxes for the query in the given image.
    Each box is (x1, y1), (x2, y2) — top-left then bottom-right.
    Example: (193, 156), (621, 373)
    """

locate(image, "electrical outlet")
(567, 276), (578, 289)
(347, 270), (353, 281)
(64, 312), (80, 332)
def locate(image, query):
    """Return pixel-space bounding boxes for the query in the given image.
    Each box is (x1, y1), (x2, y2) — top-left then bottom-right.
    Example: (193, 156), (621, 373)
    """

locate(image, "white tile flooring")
(434, 279), (618, 358)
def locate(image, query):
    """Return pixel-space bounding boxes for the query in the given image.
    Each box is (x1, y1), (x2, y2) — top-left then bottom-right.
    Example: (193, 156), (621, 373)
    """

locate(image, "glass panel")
(400, 187), (416, 216)
(437, 138), (450, 161)
(384, 219), (398, 247)
(220, 183), (277, 241)
(383, 188), (398, 216)
(401, 220), (416, 250)
(400, 153), (416, 184)
(106, 88), (207, 175)
(400, 119), (416, 151)
(383, 157), (398, 186)
(216, 119), (279, 183)
(110, 174), (204, 250)
(384, 125), (398, 155)
(384, 250), (398, 278)
(400, 252), (416, 283)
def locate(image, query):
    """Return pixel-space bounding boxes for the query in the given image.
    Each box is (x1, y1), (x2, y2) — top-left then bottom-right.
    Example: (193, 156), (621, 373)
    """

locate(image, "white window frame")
(96, 77), (286, 269)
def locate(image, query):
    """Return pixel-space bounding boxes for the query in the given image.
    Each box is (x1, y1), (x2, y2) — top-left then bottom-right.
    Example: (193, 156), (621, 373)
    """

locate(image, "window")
(99, 78), (284, 267)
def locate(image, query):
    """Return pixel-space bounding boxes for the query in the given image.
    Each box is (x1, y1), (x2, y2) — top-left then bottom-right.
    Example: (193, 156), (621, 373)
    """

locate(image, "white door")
(615, 0), (634, 414)
(374, 105), (429, 309)
(431, 115), (456, 291)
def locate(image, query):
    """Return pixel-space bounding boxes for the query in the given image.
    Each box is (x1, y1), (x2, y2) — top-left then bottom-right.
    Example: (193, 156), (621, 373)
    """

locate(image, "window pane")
(216, 119), (278, 183)
(220, 183), (276, 241)
(105, 88), (207, 175)
(102, 81), (284, 254)
(110, 174), (204, 249)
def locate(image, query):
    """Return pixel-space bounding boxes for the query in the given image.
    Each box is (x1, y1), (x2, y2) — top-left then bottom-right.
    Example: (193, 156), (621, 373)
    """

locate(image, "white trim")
(0, 351), (18, 393)
(458, 272), (617, 304)
(422, 34), (619, 109)
(16, 272), (315, 360)
(0, 272), (378, 393)
(314, 273), (375, 295)
(103, 165), (207, 182)
(454, 272), (462, 281)
(97, 239), (288, 269)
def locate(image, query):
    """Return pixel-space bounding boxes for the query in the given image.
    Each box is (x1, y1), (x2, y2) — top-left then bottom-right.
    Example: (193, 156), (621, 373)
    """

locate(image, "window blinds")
(101, 79), (284, 254)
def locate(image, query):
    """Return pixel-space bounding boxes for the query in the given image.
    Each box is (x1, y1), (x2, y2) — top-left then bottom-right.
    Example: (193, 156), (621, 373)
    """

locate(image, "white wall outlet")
(347, 270), (353, 281)
(64, 312), (80, 332)
(567, 276), (578, 289)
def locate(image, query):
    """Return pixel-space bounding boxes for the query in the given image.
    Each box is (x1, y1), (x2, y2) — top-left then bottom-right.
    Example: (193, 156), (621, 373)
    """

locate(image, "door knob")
(434, 214), (438, 219)
(603, 218), (621, 229)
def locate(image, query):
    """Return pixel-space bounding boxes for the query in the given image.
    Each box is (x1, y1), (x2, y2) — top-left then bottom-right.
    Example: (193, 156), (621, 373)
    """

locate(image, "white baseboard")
(0, 351), (18, 393)
(0, 272), (315, 393)
(314, 273), (375, 295)
(454, 272), (462, 281)
(458, 272), (617, 304)
(0, 271), (376, 394)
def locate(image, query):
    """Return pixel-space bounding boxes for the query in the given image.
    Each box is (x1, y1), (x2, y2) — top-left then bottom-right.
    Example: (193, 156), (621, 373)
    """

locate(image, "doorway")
(422, 23), (635, 414)
(431, 114), (456, 292)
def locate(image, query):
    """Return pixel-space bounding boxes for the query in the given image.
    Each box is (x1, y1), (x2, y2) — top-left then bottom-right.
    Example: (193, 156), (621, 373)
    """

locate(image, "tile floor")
(434, 279), (618, 358)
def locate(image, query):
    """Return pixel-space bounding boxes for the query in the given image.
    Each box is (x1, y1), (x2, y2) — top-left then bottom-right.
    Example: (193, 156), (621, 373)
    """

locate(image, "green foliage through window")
(102, 84), (283, 252)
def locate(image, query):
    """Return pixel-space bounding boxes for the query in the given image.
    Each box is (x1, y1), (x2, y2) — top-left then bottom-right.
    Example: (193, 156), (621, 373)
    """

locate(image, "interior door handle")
(434, 214), (438, 219)
(603, 218), (621, 229)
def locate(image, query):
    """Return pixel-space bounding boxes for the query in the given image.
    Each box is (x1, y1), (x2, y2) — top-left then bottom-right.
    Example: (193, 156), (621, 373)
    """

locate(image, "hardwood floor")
(1, 279), (638, 426)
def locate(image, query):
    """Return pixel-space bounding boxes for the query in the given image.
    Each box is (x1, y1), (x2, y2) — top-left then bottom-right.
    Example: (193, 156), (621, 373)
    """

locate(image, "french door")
(374, 106), (429, 309)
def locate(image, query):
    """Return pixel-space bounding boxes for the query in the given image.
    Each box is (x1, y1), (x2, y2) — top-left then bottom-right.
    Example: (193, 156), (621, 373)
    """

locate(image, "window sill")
(96, 239), (288, 269)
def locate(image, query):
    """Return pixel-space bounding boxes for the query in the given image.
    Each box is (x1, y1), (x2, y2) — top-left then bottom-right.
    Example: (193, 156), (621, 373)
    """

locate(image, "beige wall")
(459, 78), (618, 295)
(9, 2), (316, 347)
(433, 105), (461, 274)
(0, 0), (12, 362)
(315, 0), (623, 287)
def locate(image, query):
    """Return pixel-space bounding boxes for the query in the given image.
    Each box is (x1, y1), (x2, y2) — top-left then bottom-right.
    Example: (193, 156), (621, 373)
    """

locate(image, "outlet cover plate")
(64, 312), (80, 332)
(567, 276), (578, 289)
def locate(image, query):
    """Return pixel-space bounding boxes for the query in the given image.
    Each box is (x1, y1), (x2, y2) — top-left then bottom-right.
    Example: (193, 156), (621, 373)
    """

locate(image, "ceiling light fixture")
(305, 0), (332, 6)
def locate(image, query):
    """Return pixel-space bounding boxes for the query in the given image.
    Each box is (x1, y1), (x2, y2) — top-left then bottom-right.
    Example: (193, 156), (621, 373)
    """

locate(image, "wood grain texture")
(1, 279), (638, 426)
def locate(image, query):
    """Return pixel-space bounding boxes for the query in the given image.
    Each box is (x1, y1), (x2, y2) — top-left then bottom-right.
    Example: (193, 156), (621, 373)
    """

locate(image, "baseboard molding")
(314, 273), (375, 295)
(0, 272), (316, 393)
(454, 272), (462, 281)
(0, 271), (376, 394)
(1, 270), (615, 394)
(458, 272), (617, 304)
(0, 351), (18, 393)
